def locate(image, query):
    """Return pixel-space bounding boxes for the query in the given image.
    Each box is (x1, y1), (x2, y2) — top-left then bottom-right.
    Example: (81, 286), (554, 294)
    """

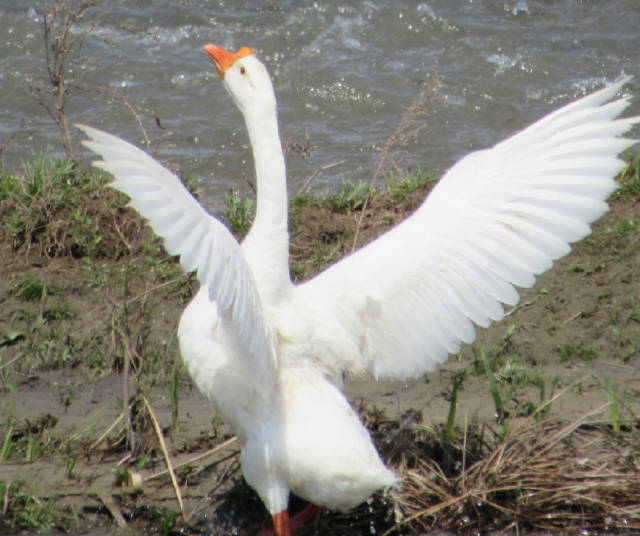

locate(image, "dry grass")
(374, 409), (640, 534)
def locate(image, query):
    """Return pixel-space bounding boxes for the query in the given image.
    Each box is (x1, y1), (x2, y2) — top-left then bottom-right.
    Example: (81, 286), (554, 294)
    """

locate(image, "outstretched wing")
(78, 124), (276, 379)
(295, 77), (638, 379)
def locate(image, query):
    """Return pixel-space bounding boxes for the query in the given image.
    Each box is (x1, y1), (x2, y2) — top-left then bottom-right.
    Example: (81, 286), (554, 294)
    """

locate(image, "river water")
(1, 0), (638, 210)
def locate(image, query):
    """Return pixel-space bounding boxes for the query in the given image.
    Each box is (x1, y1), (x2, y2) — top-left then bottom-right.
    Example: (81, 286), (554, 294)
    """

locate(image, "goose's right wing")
(295, 77), (638, 380)
(78, 124), (276, 381)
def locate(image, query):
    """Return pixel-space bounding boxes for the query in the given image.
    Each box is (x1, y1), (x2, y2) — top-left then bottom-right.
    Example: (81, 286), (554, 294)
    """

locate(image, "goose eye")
(240, 66), (246, 75)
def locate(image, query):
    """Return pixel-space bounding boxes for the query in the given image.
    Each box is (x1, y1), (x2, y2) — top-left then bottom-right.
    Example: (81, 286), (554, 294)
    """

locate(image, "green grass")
(224, 192), (255, 238)
(2, 154), (126, 258)
(482, 353), (508, 426)
(0, 480), (60, 532)
(1, 418), (16, 460)
(556, 343), (597, 363)
(615, 149), (640, 198)
(387, 166), (437, 202)
(328, 179), (371, 212)
(15, 275), (49, 300)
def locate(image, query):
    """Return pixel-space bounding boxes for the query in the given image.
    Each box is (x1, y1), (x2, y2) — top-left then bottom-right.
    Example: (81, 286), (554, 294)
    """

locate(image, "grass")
(556, 343), (597, 363)
(224, 192), (255, 238)
(387, 166), (437, 202)
(14, 276), (44, 301)
(2, 156), (112, 258)
(327, 178), (371, 212)
(614, 149), (640, 197)
(0, 481), (59, 532)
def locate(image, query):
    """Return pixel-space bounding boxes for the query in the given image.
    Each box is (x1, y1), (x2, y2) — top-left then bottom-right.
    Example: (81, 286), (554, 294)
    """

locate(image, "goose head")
(204, 44), (277, 121)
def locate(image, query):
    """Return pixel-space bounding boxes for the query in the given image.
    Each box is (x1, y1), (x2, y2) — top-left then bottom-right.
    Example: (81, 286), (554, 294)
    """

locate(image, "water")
(1, 0), (638, 212)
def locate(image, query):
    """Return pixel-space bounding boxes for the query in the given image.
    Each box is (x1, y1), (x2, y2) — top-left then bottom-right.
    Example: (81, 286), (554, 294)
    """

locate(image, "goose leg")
(272, 510), (290, 536)
(259, 504), (320, 536)
(288, 503), (319, 530)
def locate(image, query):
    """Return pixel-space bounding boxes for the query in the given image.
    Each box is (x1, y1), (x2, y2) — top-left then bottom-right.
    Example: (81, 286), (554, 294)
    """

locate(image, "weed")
(291, 194), (315, 208)
(603, 376), (621, 432)
(224, 192), (255, 238)
(170, 370), (179, 434)
(387, 167), (437, 202)
(482, 353), (509, 428)
(162, 511), (177, 536)
(1, 418), (16, 460)
(615, 149), (640, 198)
(444, 373), (462, 442)
(328, 179), (370, 212)
(43, 301), (72, 321)
(0, 480), (57, 532)
(1, 368), (17, 394)
(609, 218), (640, 237)
(556, 343), (597, 363)
(629, 297), (640, 323)
(15, 275), (48, 300)
(65, 454), (79, 479)
(3, 155), (126, 258)
(22, 155), (76, 200)
(312, 243), (342, 273)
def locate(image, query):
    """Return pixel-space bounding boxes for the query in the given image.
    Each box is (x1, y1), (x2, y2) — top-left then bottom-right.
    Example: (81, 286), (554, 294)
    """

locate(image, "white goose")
(79, 45), (638, 536)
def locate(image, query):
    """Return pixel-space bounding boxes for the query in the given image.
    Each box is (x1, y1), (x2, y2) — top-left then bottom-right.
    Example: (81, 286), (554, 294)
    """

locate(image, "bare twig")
(0, 353), (23, 372)
(88, 411), (125, 450)
(140, 393), (185, 517)
(34, 0), (98, 158)
(295, 159), (347, 198)
(0, 130), (20, 159)
(94, 490), (127, 528)
(142, 436), (238, 483)
(351, 77), (439, 252)
(79, 85), (151, 152)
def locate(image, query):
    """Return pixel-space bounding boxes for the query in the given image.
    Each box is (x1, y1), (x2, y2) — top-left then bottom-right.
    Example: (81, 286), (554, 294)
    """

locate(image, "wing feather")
(296, 77), (638, 379)
(77, 124), (276, 380)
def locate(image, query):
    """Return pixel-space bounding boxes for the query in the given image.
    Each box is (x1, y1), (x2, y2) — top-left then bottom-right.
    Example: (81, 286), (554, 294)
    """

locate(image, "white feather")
(296, 76), (638, 379)
(77, 123), (276, 387)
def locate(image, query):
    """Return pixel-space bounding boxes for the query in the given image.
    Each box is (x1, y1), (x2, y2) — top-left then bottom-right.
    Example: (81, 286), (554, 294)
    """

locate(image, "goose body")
(79, 44), (638, 535)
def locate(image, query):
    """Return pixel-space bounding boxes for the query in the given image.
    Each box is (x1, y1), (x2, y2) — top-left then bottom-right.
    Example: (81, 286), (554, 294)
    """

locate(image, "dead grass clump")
(394, 413), (640, 534)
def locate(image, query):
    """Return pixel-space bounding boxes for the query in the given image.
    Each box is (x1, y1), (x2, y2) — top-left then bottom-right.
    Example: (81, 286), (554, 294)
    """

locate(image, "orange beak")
(203, 44), (254, 77)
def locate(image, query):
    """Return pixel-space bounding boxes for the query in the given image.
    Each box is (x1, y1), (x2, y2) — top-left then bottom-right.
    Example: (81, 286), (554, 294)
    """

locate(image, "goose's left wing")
(295, 77), (638, 380)
(78, 124), (276, 381)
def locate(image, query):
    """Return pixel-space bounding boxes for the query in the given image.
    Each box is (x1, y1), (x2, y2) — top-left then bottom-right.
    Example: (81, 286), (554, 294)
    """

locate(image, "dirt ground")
(0, 167), (639, 535)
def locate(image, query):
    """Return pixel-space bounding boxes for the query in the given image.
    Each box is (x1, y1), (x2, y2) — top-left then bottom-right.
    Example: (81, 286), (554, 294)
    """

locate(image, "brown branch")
(351, 76), (440, 252)
(79, 85), (152, 152)
(34, 0), (98, 158)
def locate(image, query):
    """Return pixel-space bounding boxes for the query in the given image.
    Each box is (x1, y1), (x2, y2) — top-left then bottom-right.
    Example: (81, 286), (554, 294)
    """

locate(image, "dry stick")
(118, 324), (134, 448)
(107, 206), (133, 253)
(37, 1), (97, 158)
(462, 412), (468, 494)
(95, 490), (127, 528)
(140, 393), (185, 517)
(350, 80), (436, 253)
(83, 86), (151, 152)
(504, 297), (537, 317)
(295, 159), (347, 198)
(0, 130), (19, 158)
(142, 435), (238, 483)
(89, 411), (125, 450)
(0, 353), (23, 373)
